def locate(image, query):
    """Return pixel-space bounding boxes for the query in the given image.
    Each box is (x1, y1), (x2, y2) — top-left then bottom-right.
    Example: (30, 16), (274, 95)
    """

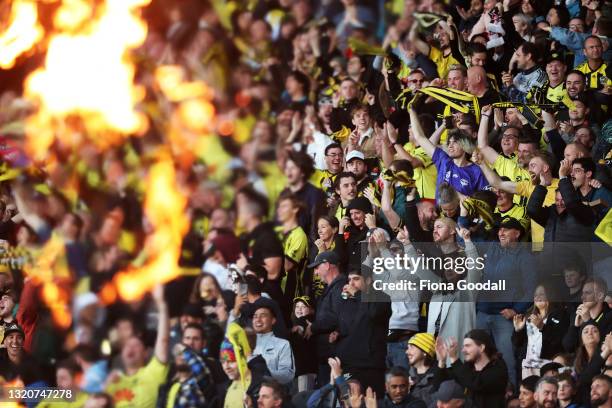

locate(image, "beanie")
(408, 332), (436, 358)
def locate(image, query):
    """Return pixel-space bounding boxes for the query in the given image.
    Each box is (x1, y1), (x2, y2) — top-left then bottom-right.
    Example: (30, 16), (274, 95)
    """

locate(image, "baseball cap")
(346, 150), (365, 163)
(546, 51), (566, 65)
(307, 251), (340, 268)
(499, 217), (525, 236)
(3, 322), (24, 340)
(434, 381), (466, 402)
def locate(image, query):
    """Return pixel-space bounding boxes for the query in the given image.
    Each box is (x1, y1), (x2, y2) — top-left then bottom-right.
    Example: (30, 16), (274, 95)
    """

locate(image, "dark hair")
(287, 70), (311, 96)
(525, 282), (561, 319)
(549, 6), (570, 27)
(566, 70), (587, 83)
(520, 375), (540, 392)
(189, 272), (222, 303)
(464, 329), (498, 359)
(350, 104), (369, 118)
(584, 35), (603, 49)
(88, 393), (114, 408)
(519, 41), (539, 63)
(334, 171), (357, 191)
(182, 323), (205, 340)
(237, 185), (269, 218)
(557, 372), (576, 388)
(72, 344), (100, 363)
(277, 191), (307, 216)
(468, 42), (487, 56)
(245, 274), (263, 295)
(260, 377), (286, 401)
(385, 366), (410, 382)
(314, 215), (339, 240)
(518, 136), (538, 147)
(572, 157), (596, 177)
(57, 358), (81, 376)
(575, 324), (600, 374)
(287, 150), (315, 180)
(592, 374), (612, 387)
(390, 159), (414, 178)
(324, 143), (343, 156)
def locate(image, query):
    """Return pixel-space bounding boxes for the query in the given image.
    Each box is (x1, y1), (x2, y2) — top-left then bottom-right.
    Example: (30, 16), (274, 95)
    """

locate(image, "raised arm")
(408, 23), (431, 56)
(381, 179), (401, 230)
(477, 106), (500, 164)
(152, 284), (170, 364)
(429, 122), (447, 146)
(472, 151), (517, 194)
(409, 108), (436, 157)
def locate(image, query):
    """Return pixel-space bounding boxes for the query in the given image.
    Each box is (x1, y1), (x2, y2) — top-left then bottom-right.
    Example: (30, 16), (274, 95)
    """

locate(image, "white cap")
(346, 150), (365, 162)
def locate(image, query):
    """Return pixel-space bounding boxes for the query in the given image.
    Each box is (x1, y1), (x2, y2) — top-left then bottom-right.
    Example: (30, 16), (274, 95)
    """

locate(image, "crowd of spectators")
(1, 0), (612, 407)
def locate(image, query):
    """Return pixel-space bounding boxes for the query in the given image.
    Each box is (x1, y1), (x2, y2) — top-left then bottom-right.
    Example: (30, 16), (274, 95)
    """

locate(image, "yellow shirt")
(404, 143), (437, 200)
(106, 357), (170, 408)
(515, 178), (559, 248)
(276, 226), (308, 264)
(310, 169), (338, 195)
(36, 392), (88, 408)
(492, 154), (531, 205)
(576, 61), (612, 90)
(224, 376), (252, 408)
(495, 203), (531, 235)
(429, 46), (462, 80)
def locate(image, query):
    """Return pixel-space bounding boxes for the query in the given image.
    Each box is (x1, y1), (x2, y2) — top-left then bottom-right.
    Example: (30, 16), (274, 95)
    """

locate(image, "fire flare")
(111, 155), (189, 302)
(24, 0), (151, 159)
(0, 0), (44, 69)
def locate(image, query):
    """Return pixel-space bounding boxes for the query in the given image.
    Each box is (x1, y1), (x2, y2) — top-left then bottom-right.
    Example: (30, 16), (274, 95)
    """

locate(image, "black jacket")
(377, 394), (427, 408)
(311, 274), (348, 362)
(563, 303), (612, 352)
(335, 291), (392, 369)
(439, 357), (508, 408)
(527, 178), (596, 243)
(511, 307), (569, 361)
(344, 225), (368, 273)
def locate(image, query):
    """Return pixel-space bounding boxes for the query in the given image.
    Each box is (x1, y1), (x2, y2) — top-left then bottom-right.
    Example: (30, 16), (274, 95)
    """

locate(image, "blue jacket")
(550, 28), (612, 67)
(476, 244), (538, 315)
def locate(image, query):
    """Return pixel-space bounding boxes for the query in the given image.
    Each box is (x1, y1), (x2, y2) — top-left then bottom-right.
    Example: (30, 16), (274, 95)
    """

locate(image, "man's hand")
(348, 387), (363, 408)
(446, 337), (459, 362)
(500, 308), (517, 320)
(575, 303), (590, 327)
(365, 213), (377, 229)
(328, 357), (342, 382)
(590, 179), (603, 189)
(559, 121), (574, 135)
(481, 105), (493, 117)
(385, 121), (398, 145)
(364, 387), (377, 408)
(501, 71), (513, 88)
(340, 216), (351, 233)
(435, 336), (448, 367)
(396, 226), (411, 245)
(455, 227), (471, 242)
(493, 108), (505, 129)
(471, 149), (485, 165)
(558, 159), (572, 178)
(539, 173), (552, 187)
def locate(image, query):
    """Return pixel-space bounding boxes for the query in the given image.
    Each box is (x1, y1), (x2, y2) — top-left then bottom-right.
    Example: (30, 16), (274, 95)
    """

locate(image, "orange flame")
(154, 65), (216, 164)
(0, 0), (44, 69)
(110, 155), (189, 302)
(22, 235), (73, 329)
(24, 0), (151, 159)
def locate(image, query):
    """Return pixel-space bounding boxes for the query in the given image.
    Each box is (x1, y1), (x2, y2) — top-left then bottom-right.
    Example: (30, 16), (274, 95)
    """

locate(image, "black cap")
(434, 381), (466, 402)
(540, 362), (563, 377)
(547, 51), (566, 65)
(307, 251), (340, 268)
(347, 196), (373, 214)
(499, 217), (525, 236)
(3, 323), (24, 341)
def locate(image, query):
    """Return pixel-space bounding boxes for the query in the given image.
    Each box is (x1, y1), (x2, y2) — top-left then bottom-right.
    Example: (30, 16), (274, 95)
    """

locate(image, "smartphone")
(238, 283), (248, 296)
